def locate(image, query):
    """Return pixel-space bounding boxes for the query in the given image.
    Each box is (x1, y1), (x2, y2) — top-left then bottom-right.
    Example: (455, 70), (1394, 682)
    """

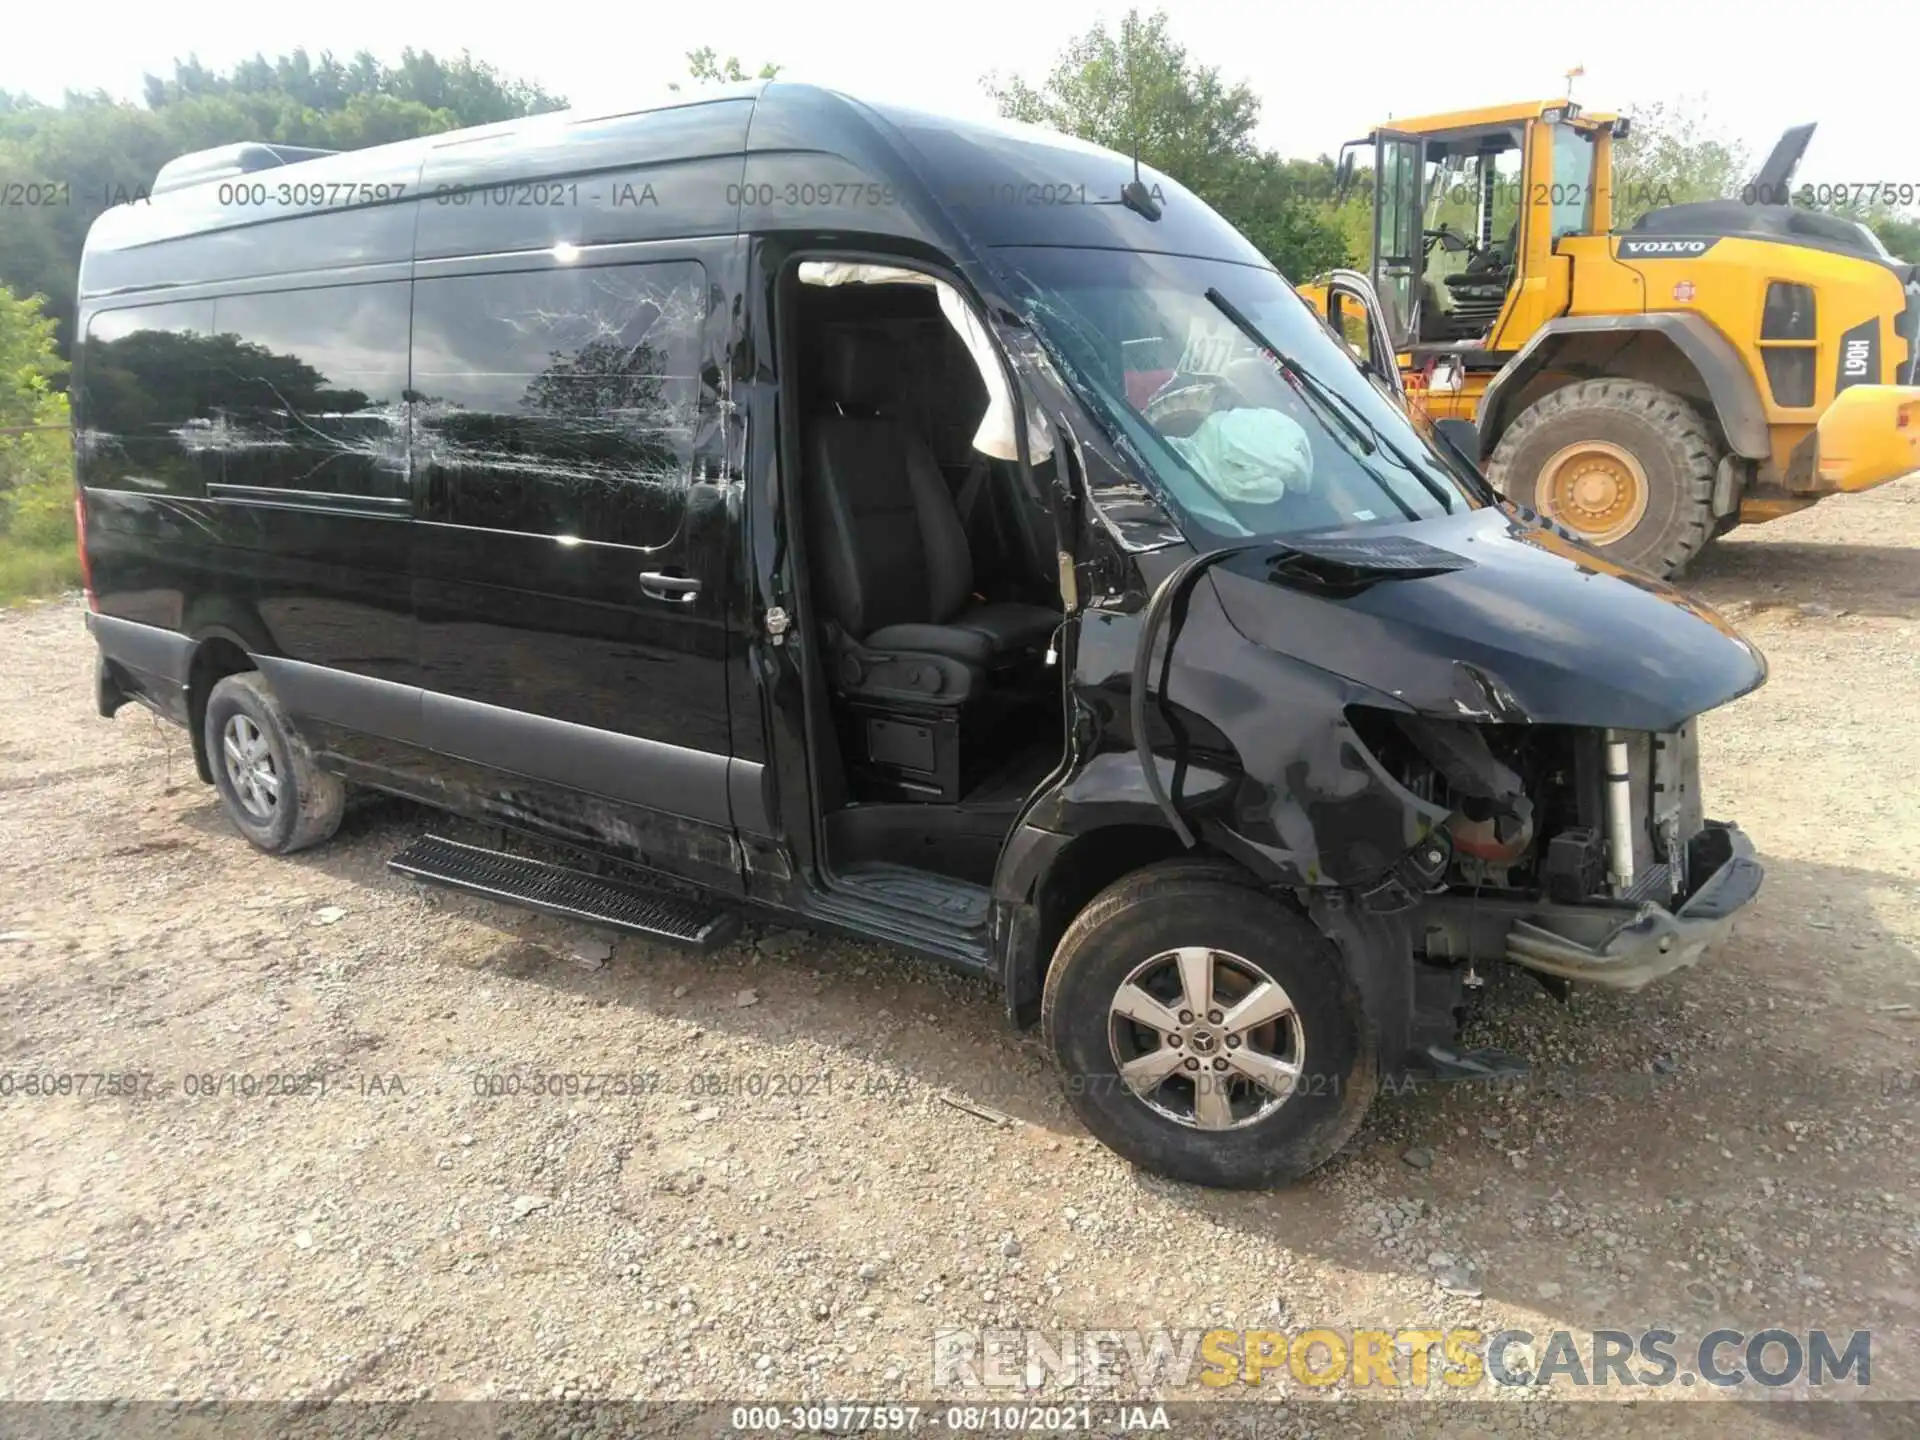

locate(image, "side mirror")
(1335, 150), (1356, 206)
(1121, 178), (1162, 221)
(1433, 417), (1482, 467)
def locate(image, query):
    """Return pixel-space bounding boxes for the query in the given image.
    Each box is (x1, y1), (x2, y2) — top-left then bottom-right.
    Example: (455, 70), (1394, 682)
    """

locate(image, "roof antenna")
(1119, 20), (1162, 221)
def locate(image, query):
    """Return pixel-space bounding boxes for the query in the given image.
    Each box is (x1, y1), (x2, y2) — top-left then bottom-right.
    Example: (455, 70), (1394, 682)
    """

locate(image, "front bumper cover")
(1502, 822), (1762, 990)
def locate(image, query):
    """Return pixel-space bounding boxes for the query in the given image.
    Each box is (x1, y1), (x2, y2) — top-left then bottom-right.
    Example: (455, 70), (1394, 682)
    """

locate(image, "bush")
(0, 532), (80, 600)
(4, 462), (74, 547)
(0, 286), (76, 602)
(0, 458), (79, 602)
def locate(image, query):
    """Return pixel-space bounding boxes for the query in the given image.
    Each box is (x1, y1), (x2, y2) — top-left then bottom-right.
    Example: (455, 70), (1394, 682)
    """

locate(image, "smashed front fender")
(1031, 582), (1452, 891)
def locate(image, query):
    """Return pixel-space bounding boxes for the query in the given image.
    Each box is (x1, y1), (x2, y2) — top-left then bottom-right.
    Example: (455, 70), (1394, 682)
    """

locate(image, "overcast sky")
(7, 0), (1916, 190)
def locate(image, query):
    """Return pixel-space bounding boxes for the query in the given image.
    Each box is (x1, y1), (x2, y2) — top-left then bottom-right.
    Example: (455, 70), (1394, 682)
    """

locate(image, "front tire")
(204, 672), (345, 854)
(1488, 378), (1719, 579)
(1041, 864), (1377, 1188)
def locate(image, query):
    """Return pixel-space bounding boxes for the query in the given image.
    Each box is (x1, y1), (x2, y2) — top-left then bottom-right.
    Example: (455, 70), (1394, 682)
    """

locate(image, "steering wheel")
(1143, 373), (1248, 436)
(1141, 355), (1279, 436)
(1423, 223), (1474, 257)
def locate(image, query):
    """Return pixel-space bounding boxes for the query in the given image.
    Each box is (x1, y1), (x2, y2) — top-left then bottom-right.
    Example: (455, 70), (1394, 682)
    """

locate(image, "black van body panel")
(852, 102), (1271, 265)
(81, 485), (416, 717)
(254, 656), (423, 747)
(77, 160), (424, 296)
(79, 100), (771, 890)
(988, 507), (1765, 1019)
(407, 241), (737, 817)
(735, 86), (1271, 267)
(79, 82), (1766, 1019)
(1011, 510), (1765, 888)
(414, 101), (752, 259)
(403, 227), (748, 890)
(86, 611), (195, 724)
(1205, 509), (1768, 733)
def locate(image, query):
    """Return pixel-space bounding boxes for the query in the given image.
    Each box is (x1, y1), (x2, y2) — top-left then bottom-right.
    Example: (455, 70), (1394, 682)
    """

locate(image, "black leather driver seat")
(805, 326), (1058, 705)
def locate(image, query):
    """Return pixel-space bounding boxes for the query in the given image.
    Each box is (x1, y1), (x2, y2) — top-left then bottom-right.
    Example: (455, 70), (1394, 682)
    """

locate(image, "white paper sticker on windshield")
(1176, 317), (1246, 378)
(1352, 509), (1378, 521)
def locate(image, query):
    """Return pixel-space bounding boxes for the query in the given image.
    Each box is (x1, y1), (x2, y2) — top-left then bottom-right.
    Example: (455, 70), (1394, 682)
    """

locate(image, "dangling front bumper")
(1416, 821), (1762, 992)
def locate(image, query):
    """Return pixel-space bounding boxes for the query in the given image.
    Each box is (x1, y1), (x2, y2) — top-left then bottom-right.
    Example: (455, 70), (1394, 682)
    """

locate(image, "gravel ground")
(2, 482), (1917, 1435)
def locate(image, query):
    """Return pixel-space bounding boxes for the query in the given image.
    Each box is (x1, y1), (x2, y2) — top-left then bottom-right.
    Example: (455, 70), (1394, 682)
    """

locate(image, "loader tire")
(1488, 378), (1719, 579)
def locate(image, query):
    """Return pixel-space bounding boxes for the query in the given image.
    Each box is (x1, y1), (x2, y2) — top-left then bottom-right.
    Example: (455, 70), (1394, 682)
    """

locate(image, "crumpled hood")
(1206, 507), (1767, 732)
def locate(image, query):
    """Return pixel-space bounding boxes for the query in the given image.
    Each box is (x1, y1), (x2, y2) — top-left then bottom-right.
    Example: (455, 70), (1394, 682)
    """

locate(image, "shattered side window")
(411, 261), (708, 547)
(80, 299), (219, 496)
(203, 284), (412, 500)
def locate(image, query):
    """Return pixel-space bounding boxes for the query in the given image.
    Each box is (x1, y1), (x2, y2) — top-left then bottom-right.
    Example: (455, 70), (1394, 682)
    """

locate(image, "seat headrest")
(818, 326), (895, 411)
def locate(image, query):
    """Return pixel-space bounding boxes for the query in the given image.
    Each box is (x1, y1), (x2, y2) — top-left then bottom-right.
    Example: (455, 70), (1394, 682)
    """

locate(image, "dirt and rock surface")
(2, 483), (1918, 1436)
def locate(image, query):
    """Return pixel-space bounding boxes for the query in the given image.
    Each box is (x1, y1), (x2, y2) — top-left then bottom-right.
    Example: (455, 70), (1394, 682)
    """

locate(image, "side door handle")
(639, 570), (701, 604)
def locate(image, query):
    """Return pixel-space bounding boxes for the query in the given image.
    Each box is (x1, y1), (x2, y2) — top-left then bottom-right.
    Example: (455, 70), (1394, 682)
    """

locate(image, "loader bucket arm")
(1751, 123), (1817, 203)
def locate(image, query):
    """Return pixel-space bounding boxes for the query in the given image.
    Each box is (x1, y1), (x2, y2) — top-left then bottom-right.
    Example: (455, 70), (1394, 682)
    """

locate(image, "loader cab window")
(1545, 121), (1597, 239)
(1372, 136), (1424, 344)
(1415, 131), (1524, 345)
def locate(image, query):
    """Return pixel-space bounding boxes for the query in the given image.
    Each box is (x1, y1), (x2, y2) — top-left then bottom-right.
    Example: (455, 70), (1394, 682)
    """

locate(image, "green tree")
(983, 9), (1351, 279)
(1866, 214), (1920, 263)
(0, 286), (76, 599)
(0, 49), (567, 357)
(669, 48), (783, 92)
(139, 48), (564, 124)
(1611, 96), (1752, 225)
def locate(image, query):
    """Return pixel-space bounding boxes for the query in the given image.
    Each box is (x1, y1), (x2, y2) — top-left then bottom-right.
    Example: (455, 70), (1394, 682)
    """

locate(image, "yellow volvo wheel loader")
(1299, 100), (1920, 576)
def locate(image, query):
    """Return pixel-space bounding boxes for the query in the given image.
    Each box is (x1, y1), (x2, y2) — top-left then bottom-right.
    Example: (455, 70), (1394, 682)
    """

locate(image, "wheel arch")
(1478, 314), (1771, 463)
(185, 630), (258, 785)
(994, 818), (1265, 1028)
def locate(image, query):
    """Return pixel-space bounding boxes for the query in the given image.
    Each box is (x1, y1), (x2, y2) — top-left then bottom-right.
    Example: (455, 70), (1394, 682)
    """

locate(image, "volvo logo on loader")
(1617, 238), (1717, 258)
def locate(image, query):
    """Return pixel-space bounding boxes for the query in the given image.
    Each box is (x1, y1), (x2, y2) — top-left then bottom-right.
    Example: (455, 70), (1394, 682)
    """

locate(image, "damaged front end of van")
(986, 247), (1767, 1097)
(1003, 498), (1766, 1089)
(1165, 512), (1763, 1069)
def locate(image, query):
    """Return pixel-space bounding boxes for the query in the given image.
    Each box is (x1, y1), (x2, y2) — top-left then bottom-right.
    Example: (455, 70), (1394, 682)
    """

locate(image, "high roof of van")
(78, 81), (1268, 303)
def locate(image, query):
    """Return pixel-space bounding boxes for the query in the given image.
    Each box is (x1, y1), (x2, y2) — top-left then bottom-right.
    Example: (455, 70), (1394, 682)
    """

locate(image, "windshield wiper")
(1202, 287), (1459, 516)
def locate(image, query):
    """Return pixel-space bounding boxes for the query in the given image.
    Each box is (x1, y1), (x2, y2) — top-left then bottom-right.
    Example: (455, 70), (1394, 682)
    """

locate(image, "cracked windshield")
(997, 247), (1476, 546)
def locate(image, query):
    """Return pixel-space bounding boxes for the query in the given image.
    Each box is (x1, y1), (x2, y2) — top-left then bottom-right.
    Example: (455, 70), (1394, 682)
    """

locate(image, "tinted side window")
(207, 283), (412, 502)
(79, 300), (217, 495)
(411, 260), (708, 547)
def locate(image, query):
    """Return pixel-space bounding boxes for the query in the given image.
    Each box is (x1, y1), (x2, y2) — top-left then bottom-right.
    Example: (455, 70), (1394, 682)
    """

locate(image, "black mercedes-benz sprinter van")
(76, 82), (1768, 1187)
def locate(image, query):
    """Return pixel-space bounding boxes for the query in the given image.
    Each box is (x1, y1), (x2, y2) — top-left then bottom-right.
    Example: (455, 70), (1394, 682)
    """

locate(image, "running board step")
(388, 835), (739, 950)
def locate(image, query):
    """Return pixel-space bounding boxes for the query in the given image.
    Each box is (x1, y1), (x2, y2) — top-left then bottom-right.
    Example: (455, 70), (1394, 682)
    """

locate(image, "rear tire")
(204, 672), (345, 855)
(1041, 864), (1377, 1188)
(1488, 378), (1718, 579)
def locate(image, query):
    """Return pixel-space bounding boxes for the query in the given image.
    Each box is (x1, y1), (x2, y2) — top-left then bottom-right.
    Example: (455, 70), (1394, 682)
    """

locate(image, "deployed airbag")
(1165, 407), (1314, 502)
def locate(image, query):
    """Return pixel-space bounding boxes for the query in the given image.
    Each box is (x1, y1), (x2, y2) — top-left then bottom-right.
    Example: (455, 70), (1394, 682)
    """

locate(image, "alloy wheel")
(1107, 946), (1306, 1130)
(221, 713), (280, 822)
